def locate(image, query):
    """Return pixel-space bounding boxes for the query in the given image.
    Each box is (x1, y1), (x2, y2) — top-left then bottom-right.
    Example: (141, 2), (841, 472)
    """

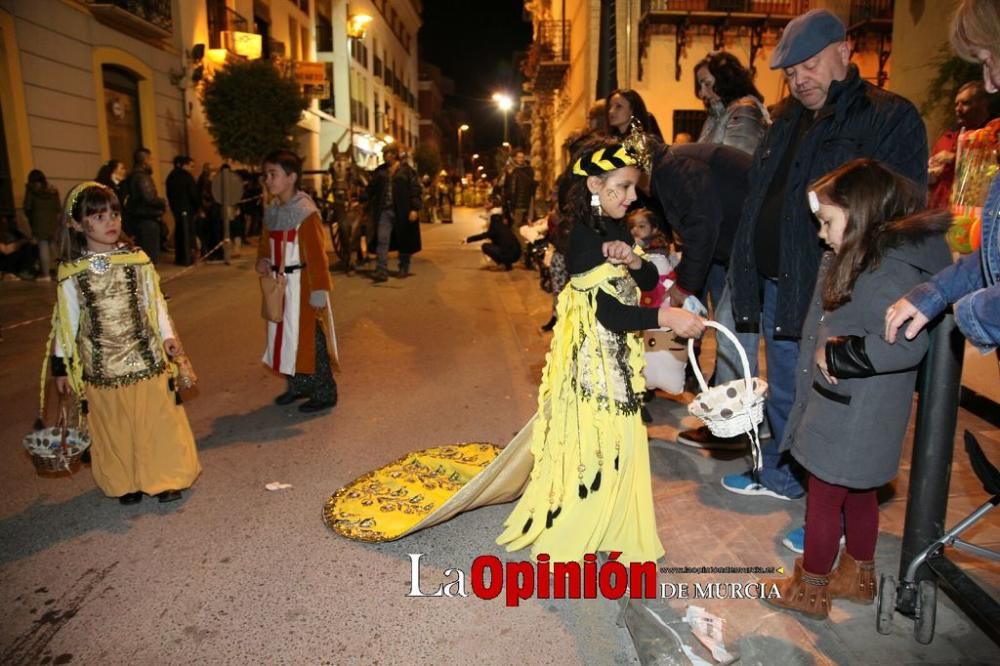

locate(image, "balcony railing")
(641, 0), (807, 13)
(86, 0), (172, 39)
(524, 20), (571, 92)
(849, 0), (893, 28)
(208, 5), (249, 49)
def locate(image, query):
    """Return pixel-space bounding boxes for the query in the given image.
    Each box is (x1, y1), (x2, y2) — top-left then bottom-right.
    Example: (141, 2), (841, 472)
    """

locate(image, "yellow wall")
(0, 9), (33, 209)
(890, 0), (960, 143)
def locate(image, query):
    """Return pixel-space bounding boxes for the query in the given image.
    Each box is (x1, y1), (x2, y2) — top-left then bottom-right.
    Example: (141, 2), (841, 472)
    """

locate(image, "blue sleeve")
(906, 251), (985, 319)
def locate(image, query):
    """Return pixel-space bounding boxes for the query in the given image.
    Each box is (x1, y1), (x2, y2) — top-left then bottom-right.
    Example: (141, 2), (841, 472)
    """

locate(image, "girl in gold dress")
(326, 139), (704, 564)
(44, 182), (201, 505)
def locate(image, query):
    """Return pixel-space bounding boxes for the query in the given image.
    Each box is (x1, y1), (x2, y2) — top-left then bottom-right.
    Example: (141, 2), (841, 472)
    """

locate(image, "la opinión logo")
(406, 553), (780, 607)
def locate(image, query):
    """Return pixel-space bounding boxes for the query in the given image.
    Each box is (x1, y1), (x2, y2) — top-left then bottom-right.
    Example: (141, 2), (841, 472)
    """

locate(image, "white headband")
(807, 190), (820, 214)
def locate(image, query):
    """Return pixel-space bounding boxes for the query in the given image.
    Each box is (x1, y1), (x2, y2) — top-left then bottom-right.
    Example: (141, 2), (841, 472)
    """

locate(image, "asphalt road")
(0, 208), (639, 665)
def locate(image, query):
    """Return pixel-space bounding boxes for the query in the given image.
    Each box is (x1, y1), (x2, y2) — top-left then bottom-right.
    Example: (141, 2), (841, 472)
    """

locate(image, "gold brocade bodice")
(74, 258), (165, 387)
(567, 266), (644, 416)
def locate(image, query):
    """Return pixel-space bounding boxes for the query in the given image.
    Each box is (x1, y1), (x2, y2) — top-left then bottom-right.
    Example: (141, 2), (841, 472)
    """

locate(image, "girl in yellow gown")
(326, 139), (705, 564)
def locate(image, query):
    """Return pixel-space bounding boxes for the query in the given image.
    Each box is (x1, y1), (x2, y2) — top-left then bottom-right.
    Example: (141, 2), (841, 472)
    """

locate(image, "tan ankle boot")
(763, 558), (832, 619)
(828, 549), (876, 604)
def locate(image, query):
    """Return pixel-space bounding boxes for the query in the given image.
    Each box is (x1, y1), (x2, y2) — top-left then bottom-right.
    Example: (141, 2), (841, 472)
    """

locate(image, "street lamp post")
(492, 93), (513, 144)
(457, 124), (469, 175)
(346, 13), (373, 165)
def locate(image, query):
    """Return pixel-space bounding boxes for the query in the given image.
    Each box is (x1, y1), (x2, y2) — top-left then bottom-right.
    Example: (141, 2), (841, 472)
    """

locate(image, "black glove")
(825, 335), (876, 379)
(51, 355), (67, 377)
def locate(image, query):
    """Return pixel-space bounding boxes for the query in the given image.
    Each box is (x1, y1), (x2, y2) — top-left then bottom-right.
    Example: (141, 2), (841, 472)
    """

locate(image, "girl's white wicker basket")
(687, 321), (768, 476)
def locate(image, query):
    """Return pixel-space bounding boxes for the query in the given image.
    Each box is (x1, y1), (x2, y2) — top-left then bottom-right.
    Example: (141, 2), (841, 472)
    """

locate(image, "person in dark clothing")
(363, 144), (422, 281)
(702, 10), (929, 513)
(95, 159), (128, 204)
(504, 150), (536, 262)
(649, 142), (751, 312)
(166, 156), (200, 265)
(123, 147), (167, 262)
(464, 213), (522, 270)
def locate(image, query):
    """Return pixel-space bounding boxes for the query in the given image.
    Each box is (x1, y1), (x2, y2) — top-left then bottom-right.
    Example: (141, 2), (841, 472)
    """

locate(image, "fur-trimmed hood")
(265, 190), (319, 231)
(878, 209), (953, 275)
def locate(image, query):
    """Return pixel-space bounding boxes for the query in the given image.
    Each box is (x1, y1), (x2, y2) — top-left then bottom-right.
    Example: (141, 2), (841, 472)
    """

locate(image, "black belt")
(272, 263), (306, 275)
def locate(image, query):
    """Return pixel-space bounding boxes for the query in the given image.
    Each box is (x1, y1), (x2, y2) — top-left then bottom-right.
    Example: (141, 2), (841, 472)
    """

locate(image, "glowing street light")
(457, 123), (470, 175)
(345, 13), (374, 165)
(492, 92), (514, 143)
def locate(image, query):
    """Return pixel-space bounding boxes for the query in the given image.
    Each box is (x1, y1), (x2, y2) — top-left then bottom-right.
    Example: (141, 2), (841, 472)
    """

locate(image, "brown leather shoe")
(763, 558), (832, 620)
(828, 549), (876, 604)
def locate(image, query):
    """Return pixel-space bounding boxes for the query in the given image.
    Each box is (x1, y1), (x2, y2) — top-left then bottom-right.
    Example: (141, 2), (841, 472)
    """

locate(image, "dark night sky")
(418, 0), (533, 153)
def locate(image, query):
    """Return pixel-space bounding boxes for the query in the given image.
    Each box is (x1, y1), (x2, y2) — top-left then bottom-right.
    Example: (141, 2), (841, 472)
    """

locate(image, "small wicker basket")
(23, 406), (90, 473)
(687, 321), (768, 475)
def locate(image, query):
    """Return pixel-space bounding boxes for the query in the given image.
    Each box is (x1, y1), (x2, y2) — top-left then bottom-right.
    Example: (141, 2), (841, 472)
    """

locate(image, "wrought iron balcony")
(849, 0), (893, 32)
(85, 0), (172, 40)
(638, 0), (809, 80)
(524, 20), (570, 92)
(208, 5), (249, 50)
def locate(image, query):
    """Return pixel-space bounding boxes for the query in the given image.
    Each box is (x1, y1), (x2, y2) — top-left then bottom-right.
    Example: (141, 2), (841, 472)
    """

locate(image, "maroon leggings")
(803, 474), (879, 574)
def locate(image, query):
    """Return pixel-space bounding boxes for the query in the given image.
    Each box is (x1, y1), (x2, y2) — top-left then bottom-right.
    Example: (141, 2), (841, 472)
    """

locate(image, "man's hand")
(667, 284), (689, 307)
(885, 297), (929, 343)
(602, 241), (641, 270)
(408, 210), (419, 222)
(815, 344), (837, 385)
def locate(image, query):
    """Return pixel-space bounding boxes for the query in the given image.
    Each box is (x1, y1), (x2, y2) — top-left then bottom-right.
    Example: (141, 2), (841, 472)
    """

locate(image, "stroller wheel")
(876, 574), (897, 635)
(914, 580), (937, 644)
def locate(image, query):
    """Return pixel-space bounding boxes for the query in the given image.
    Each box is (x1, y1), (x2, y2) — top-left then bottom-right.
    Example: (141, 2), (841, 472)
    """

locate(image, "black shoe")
(81, 449), (92, 464)
(274, 391), (308, 406)
(119, 492), (143, 505)
(540, 315), (557, 332)
(298, 398), (336, 413)
(396, 267), (411, 278)
(641, 405), (653, 424)
(157, 490), (183, 503)
(676, 426), (748, 450)
(372, 268), (389, 283)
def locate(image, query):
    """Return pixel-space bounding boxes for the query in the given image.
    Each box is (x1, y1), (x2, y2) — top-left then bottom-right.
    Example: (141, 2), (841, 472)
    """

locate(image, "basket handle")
(687, 320), (755, 405)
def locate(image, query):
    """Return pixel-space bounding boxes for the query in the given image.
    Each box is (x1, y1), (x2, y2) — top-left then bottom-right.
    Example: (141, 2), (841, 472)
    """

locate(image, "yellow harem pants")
(86, 374), (201, 497)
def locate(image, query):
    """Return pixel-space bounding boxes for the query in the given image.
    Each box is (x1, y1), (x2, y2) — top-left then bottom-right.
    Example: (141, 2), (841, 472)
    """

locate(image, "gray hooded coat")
(781, 212), (952, 489)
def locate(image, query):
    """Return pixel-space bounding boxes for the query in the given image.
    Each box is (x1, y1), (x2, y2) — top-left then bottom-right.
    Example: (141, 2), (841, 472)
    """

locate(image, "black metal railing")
(87, 0), (172, 33)
(207, 5), (248, 49)
(641, 0), (807, 13)
(849, 0), (893, 25)
(537, 20), (570, 62)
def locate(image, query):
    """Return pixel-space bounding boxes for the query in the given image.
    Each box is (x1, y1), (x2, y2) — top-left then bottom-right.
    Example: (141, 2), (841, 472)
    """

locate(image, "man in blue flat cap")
(687, 9), (927, 549)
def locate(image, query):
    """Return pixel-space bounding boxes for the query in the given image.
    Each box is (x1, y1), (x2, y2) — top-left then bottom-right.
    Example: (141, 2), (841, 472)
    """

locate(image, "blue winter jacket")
(906, 174), (1000, 352)
(729, 65), (928, 337)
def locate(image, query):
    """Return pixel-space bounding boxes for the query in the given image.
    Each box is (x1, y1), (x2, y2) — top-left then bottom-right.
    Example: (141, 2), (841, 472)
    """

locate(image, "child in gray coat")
(762, 159), (952, 620)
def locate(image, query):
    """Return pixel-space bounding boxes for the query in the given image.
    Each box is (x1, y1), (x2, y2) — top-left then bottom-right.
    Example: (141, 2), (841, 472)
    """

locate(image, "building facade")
(521, 0), (956, 196)
(0, 0), (186, 217)
(0, 0), (422, 225)
(316, 0), (422, 171)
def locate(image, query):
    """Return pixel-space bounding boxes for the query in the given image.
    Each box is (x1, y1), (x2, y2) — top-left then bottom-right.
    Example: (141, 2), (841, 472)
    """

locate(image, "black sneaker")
(299, 398), (336, 413)
(676, 426), (747, 450)
(372, 268), (389, 283)
(274, 391), (308, 406)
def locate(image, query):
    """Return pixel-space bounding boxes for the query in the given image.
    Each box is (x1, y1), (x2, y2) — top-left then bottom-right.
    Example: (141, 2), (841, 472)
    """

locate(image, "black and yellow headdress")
(571, 119), (652, 176)
(572, 144), (637, 176)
